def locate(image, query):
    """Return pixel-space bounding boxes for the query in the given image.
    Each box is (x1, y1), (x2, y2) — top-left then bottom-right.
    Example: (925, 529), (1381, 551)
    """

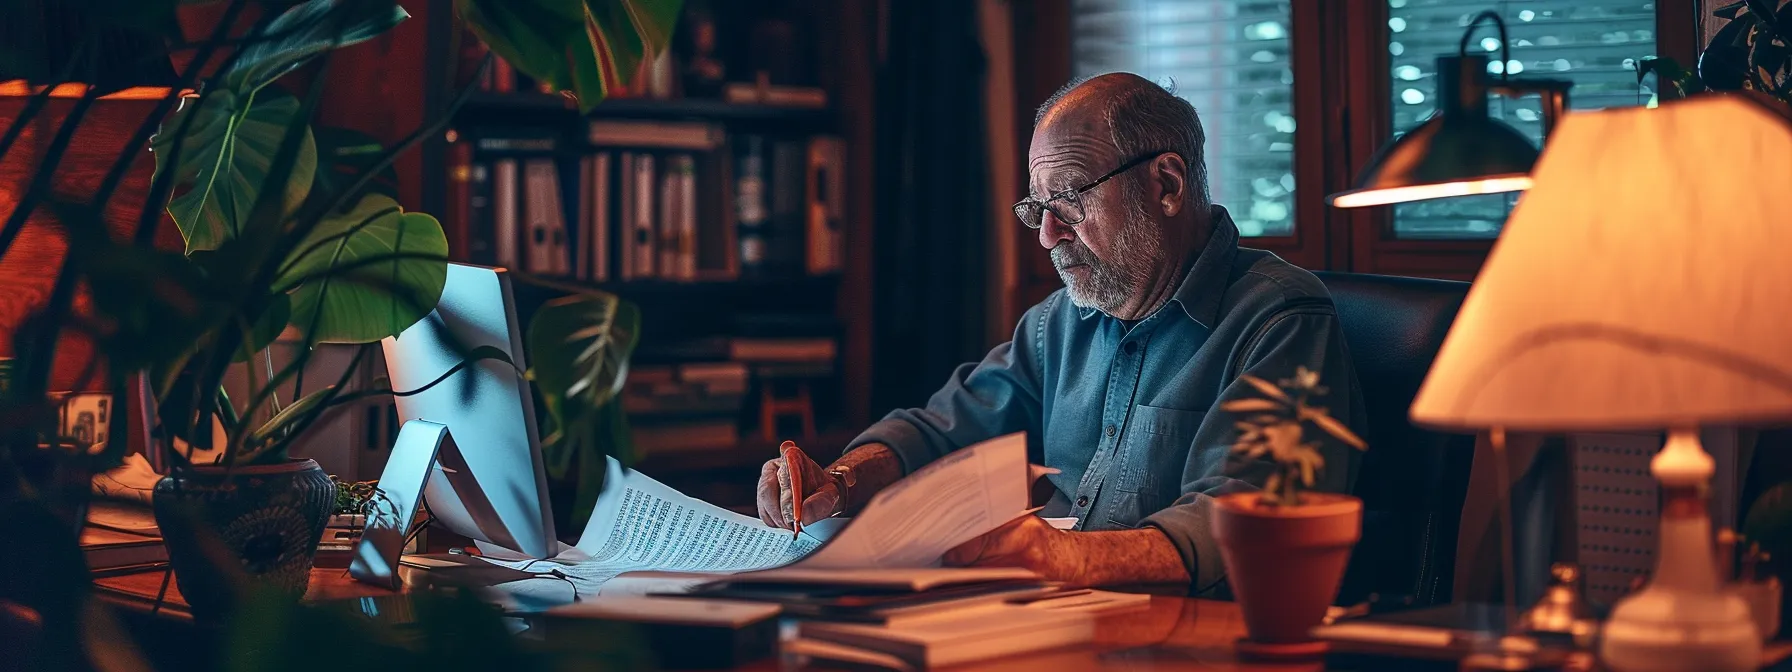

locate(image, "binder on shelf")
(492, 158), (519, 267)
(805, 136), (845, 275)
(523, 158), (569, 275)
(630, 153), (658, 280)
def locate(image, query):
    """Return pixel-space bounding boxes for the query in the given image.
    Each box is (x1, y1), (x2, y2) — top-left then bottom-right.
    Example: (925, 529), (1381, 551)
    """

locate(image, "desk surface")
(94, 568), (1325, 671)
(91, 568), (1789, 672)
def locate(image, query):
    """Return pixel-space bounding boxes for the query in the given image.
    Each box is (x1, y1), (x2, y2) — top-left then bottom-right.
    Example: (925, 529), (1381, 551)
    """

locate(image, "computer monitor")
(380, 263), (558, 559)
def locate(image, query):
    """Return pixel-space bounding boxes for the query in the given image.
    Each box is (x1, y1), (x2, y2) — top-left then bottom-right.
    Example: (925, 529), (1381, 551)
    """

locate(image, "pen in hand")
(781, 440), (803, 539)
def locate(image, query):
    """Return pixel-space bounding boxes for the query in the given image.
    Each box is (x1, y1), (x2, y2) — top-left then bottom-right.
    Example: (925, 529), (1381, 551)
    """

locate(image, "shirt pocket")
(1109, 404), (1205, 525)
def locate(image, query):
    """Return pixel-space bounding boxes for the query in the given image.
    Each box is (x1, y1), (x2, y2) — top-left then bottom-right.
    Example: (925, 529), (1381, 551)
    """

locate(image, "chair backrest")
(1314, 271), (1476, 607)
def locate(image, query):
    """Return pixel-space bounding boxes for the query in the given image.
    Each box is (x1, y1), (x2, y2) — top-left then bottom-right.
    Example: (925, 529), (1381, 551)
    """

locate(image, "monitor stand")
(350, 419), (454, 590)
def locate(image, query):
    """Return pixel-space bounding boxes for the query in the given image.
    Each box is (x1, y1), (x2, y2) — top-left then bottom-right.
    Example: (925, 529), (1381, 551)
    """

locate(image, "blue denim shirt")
(847, 206), (1366, 593)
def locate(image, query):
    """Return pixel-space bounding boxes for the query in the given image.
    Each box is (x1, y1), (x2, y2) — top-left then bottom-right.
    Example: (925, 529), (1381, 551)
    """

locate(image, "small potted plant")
(1211, 366), (1368, 657)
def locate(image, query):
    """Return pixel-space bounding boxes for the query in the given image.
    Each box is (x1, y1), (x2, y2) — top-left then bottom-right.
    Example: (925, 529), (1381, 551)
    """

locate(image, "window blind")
(1389, 0), (1658, 238)
(1070, 0), (1296, 237)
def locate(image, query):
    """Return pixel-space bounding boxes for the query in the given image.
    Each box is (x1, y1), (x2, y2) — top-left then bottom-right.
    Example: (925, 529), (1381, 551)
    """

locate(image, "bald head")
(1034, 73), (1210, 210)
(1023, 72), (1212, 320)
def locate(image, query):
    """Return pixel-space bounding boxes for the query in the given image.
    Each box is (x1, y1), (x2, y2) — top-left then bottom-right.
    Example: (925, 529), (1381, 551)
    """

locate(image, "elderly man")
(758, 73), (1365, 592)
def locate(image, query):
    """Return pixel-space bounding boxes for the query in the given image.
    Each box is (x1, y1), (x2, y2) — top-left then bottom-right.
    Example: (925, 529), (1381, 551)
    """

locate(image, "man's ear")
(1152, 153), (1189, 217)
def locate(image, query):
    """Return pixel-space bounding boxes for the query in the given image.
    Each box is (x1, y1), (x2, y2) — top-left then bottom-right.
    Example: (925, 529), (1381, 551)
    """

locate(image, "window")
(1070, 0), (1295, 237)
(1387, 0), (1658, 238)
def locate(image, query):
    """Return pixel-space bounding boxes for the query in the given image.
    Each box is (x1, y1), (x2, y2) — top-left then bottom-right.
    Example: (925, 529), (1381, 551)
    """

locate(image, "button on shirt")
(846, 206), (1366, 594)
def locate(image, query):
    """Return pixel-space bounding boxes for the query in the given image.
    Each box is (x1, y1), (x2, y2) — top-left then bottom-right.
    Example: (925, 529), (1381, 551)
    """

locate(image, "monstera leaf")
(528, 289), (641, 436)
(527, 286), (641, 528)
(152, 88), (317, 253)
(278, 193), (449, 344)
(223, 0), (410, 93)
(457, 0), (685, 113)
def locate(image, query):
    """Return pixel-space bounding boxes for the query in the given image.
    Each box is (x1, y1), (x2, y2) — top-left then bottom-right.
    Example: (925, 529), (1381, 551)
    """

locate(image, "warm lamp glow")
(1327, 175), (1534, 208)
(1409, 95), (1792, 432)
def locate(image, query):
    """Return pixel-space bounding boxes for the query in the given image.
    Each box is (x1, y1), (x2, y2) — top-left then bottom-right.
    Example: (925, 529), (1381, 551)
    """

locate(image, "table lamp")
(1328, 11), (1570, 208)
(1408, 92), (1792, 672)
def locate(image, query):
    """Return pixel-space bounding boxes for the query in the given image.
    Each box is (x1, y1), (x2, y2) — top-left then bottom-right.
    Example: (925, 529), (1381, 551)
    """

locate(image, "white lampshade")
(1410, 94), (1792, 432)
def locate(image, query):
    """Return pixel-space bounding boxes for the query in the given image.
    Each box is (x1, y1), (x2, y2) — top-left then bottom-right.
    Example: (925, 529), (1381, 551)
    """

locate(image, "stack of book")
(624, 360), (751, 454)
(82, 500), (166, 577)
(650, 568), (1149, 669)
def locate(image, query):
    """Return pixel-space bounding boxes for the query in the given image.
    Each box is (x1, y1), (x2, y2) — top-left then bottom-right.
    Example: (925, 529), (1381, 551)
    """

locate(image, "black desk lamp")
(1328, 11), (1571, 208)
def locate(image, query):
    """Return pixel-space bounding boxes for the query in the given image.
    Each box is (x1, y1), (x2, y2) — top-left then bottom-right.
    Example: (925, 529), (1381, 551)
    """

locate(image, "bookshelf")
(415, 0), (879, 509)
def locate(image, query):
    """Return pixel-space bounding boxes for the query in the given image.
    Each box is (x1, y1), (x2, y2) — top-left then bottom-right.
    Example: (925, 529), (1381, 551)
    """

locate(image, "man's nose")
(1038, 210), (1075, 250)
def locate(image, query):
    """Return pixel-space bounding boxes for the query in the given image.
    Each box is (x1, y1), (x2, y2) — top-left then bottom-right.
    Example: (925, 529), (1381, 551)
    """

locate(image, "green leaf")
(235, 292), (291, 362)
(528, 289), (641, 428)
(223, 0), (410, 93)
(153, 88), (317, 253)
(246, 384), (337, 453)
(458, 0), (686, 113)
(280, 193), (449, 344)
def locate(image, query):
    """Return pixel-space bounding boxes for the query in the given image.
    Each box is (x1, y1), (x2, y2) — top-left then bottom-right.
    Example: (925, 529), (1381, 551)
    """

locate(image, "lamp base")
(1598, 584), (1759, 672)
(1597, 429), (1761, 672)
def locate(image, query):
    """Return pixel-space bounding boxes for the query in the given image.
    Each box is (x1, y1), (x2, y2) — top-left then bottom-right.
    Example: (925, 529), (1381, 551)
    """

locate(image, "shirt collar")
(1078, 204), (1240, 329)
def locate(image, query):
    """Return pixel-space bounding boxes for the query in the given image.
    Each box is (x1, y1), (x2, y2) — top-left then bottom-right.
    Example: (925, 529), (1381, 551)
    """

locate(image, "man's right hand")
(757, 446), (841, 530)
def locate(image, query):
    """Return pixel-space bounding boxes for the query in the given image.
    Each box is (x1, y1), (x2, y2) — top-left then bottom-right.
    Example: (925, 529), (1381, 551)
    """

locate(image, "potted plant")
(0, 0), (671, 655)
(1211, 366), (1368, 656)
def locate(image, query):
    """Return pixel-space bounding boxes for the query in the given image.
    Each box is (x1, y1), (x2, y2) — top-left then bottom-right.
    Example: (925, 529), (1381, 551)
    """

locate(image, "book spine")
(493, 158), (519, 268)
(659, 157), (679, 278)
(524, 158), (558, 274)
(735, 135), (768, 278)
(593, 152), (611, 282)
(633, 153), (657, 279)
(466, 157), (494, 265)
(677, 154), (698, 281)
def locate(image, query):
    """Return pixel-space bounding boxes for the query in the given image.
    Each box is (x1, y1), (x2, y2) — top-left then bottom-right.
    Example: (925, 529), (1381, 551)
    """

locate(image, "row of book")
(471, 51), (828, 108)
(445, 120), (844, 283)
(624, 336), (836, 455)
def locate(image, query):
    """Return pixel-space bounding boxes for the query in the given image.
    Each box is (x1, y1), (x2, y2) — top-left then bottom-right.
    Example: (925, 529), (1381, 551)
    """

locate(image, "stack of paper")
(474, 433), (1037, 601)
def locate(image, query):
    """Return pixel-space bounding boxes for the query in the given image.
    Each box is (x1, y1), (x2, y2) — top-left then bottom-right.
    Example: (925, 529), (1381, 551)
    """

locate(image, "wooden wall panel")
(0, 93), (185, 393)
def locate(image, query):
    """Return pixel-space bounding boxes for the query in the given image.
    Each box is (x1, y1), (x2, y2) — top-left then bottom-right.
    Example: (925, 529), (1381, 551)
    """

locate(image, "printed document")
(477, 432), (1032, 601)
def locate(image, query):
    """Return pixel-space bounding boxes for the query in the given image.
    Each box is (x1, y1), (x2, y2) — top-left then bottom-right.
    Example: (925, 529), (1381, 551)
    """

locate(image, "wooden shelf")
(456, 92), (833, 127)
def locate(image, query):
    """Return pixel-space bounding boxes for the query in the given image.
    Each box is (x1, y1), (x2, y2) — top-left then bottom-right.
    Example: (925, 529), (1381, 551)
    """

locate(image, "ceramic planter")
(153, 458), (336, 622)
(1212, 491), (1362, 647)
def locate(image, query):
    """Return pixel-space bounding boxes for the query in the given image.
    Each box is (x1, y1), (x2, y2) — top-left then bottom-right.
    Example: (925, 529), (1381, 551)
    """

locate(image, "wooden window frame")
(1008, 0), (1704, 296)
(1337, 0), (1703, 280)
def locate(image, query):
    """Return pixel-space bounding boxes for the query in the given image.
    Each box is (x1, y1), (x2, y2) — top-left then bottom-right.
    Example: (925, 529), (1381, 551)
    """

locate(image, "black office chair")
(1315, 271), (1477, 608)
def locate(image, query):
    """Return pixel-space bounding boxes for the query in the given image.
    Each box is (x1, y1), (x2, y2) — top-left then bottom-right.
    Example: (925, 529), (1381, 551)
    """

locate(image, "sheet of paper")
(788, 432), (1031, 569)
(479, 432), (1032, 598)
(479, 456), (821, 596)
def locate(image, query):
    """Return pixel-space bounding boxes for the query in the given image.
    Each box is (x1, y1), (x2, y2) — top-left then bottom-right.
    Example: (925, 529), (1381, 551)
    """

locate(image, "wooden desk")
(93, 568), (1318, 671)
(89, 568), (1789, 671)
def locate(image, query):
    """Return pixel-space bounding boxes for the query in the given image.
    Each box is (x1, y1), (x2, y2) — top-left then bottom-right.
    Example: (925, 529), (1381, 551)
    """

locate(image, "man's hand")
(757, 447), (841, 530)
(944, 517), (1193, 587)
(943, 515), (1081, 580)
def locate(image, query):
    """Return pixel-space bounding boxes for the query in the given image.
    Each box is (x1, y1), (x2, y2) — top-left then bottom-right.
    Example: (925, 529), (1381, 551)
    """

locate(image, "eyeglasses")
(1013, 151), (1165, 229)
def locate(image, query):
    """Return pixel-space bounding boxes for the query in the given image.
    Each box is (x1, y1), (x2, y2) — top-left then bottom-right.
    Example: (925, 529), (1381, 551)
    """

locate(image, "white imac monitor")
(380, 263), (558, 559)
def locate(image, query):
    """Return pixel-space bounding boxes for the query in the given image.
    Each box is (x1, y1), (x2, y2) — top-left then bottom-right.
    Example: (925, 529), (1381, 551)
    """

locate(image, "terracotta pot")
(153, 458), (336, 622)
(1212, 491), (1362, 644)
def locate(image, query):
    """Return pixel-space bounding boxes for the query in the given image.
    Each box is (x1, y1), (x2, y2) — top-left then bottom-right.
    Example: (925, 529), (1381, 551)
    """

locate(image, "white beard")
(1054, 187), (1166, 314)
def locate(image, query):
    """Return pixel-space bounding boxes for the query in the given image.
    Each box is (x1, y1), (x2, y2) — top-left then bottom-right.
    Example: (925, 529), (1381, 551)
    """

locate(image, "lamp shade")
(1326, 114), (1539, 207)
(1328, 54), (1541, 208)
(1410, 94), (1792, 432)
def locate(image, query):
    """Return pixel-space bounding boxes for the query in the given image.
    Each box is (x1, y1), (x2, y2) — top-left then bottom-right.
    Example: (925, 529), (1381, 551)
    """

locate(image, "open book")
(475, 432), (1034, 599)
